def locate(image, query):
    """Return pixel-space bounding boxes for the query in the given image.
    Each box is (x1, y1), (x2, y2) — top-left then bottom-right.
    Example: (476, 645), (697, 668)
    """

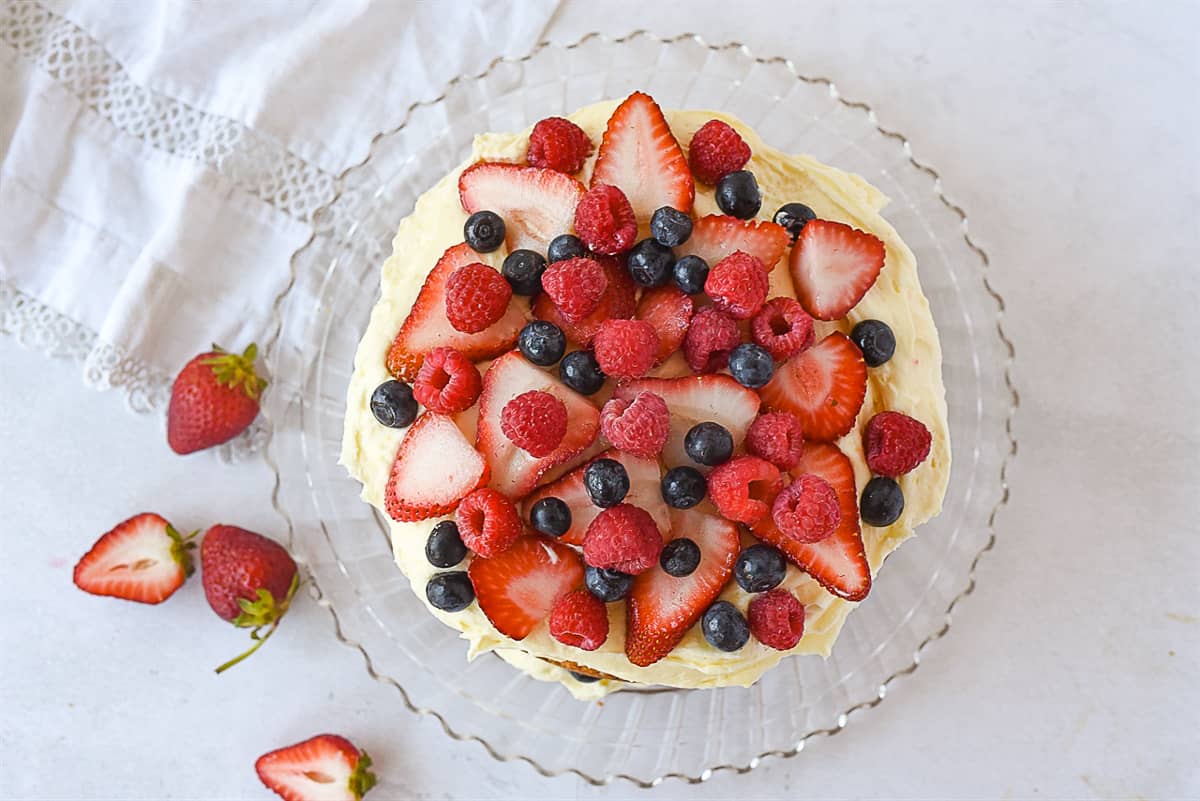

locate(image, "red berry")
(528, 117), (593, 173)
(746, 411), (805, 469)
(600, 391), (670, 458)
(500, 390), (568, 457)
(455, 488), (522, 558)
(549, 588), (610, 651)
(592, 319), (658, 379)
(771, 474), (841, 543)
(688, 119), (752, 184)
(705, 252), (769, 320)
(863, 411), (932, 477)
(541, 257), (608, 322)
(574, 184), (638, 255)
(707, 455), (784, 526)
(582, 504), (663, 575)
(413, 347), (482, 414)
(167, 344), (266, 454)
(748, 589), (805, 650)
(445, 262), (512, 334)
(683, 307), (741, 373)
(751, 297), (815, 361)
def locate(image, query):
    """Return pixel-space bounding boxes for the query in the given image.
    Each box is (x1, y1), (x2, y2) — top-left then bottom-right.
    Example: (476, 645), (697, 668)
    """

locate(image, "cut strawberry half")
(458, 162), (585, 253)
(635, 284), (694, 365)
(759, 332), (867, 443)
(385, 243), (528, 381)
(789, 219), (886, 320)
(73, 513), (195, 605)
(532, 255), (637, 346)
(625, 507), (740, 666)
(468, 535), (585, 640)
(476, 351), (601, 499)
(591, 92), (694, 222)
(675, 215), (790, 272)
(384, 412), (490, 522)
(255, 733), (376, 801)
(750, 443), (871, 601)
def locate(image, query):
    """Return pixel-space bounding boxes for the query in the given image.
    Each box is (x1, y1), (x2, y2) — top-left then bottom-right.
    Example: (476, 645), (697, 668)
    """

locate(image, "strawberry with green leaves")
(73, 513), (197, 604)
(167, 343), (267, 454)
(256, 734), (377, 801)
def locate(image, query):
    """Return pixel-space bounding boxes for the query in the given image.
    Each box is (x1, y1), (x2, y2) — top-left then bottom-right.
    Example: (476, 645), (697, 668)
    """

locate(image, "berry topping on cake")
(501, 249), (548, 296)
(626, 238), (676, 287)
(789, 219), (886, 321)
(728, 343), (775, 389)
(425, 520), (468, 568)
(468, 535), (585, 640)
(676, 214), (789, 273)
(748, 589), (805, 650)
(751, 297), (816, 361)
(705, 252), (769, 319)
(558, 349), (607, 395)
(701, 600), (751, 652)
(746, 411), (805, 469)
(385, 413), (490, 522)
(707, 455), (785, 525)
(517, 320), (567, 366)
(549, 589), (609, 651)
(592, 91), (694, 221)
(683, 307), (741, 373)
(529, 497), (572, 538)
(527, 116), (593, 173)
(585, 565), (634, 603)
(464, 210), (506, 253)
(73, 513), (196, 605)
(500, 390), (568, 457)
(860, 476), (905, 527)
(541, 257), (608, 322)
(426, 572), (475, 612)
(370, 380), (418, 428)
(650, 206), (694, 247)
(772, 202), (817, 243)
(255, 733), (377, 801)
(167, 343), (267, 455)
(771, 473), (841, 543)
(851, 319), (897, 367)
(759, 332), (867, 443)
(592, 319), (658, 379)
(733, 543), (787, 593)
(863, 411), (932, 476)
(574, 183), (638, 255)
(688, 119), (752, 185)
(672, 254), (710, 294)
(584, 457), (631, 508)
(636, 284), (693, 365)
(600, 391), (670, 458)
(459, 162), (585, 253)
(582, 504), (664, 575)
(548, 233), (586, 263)
(659, 537), (701, 577)
(715, 170), (761, 220)
(412, 347), (482, 414)
(533, 255), (637, 345)
(660, 465), (707, 509)
(455, 488), (522, 558)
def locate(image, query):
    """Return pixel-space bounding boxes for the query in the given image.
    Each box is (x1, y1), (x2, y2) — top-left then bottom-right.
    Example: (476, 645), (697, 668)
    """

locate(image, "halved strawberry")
(759, 332), (867, 443)
(468, 535), (585, 640)
(532, 255), (637, 346)
(384, 412), (489, 522)
(476, 351), (600, 499)
(789, 219), (885, 320)
(636, 284), (694, 365)
(458, 162), (585, 253)
(255, 733), (376, 801)
(615, 374), (760, 470)
(675, 215), (790, 272)
(385, 243), (528, 381)
(625, 507), (740, 666)
(750, 443), (870, 601)
(73, 513), (195, 605)
(591, 92), (694, 222)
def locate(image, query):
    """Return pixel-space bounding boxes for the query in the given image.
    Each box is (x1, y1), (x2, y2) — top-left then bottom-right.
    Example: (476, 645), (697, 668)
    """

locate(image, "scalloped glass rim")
(262, 31), (1017, 787)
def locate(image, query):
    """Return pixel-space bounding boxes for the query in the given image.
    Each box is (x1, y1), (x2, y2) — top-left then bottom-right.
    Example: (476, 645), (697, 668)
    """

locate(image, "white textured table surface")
(3, 2), (1198, 799)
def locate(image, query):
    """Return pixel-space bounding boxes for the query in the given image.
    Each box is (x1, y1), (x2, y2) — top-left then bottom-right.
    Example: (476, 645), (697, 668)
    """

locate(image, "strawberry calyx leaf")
(165, 524), (199, 578)
(348, 751), (378, 800)
(214, 571), (300, 674)
(202, 343), (268, 400)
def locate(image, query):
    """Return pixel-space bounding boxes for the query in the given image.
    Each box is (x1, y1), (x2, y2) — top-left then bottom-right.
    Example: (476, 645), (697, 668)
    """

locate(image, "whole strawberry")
(167, 343), (267, 454)
(200, 525), (298, 673)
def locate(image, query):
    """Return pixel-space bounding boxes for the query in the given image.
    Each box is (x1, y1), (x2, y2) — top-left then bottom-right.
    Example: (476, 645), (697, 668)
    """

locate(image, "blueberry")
(370, 380), (417, 428)
(584, 458), (630, 507)
(733, 544), (787, 592)
(684, 422), (734, 466)
(851, 319), (896, 367)
(548, 234), (586, 263)
(559, 350), (607, 395)
(860, 476), (904, 526)
(773, 202), (817, 243)
(501, 249), (548, 295)
(660, 538), (701, 577)
(425, 572), (475, 612)
(626, 238), (675, 287)
(650, 206), (693, 247)
(661, 466), (706, 509)
(518, 320), (566, 366)
(715, 170), (762, 220)
(672, 255), (709, 295)
(530, 497), (572, 537)
(727, 343), (775, 389)
(701, 600), (750, 651)
(463, 210), (506, 253)
(585, 565), (634, 602)
(569, 670), (602, 683)
(425, 520), (468, 568)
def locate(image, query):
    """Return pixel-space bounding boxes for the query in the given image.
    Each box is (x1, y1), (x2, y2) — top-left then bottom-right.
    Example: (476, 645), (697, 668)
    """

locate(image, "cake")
(341, 92), (950, 699)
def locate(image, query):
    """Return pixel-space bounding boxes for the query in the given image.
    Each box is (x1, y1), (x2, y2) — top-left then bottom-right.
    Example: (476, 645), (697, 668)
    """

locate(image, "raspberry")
(751, 297), (815, 361)
(746, 412), (805, 469)
(500, 390), (567, 457)
(574, 184), (638, 255)
(600, 391), (670, 458)
(748, 589), (805, 650)
(771, 474), (841, 543)
(413, 347), (482, 413)
(541, 257), (608, 322)
(582, 504), (663, 575)
(705, 252), (769, 320)
(707, 456), (785, 526)
(683, 307), (741, 373)
(863, 411), (932, 477)
(444, 262), (513, 334)
(527, 117), (593, 174)
(592, 319), (658, 379)
(688, 119), (752, 184)
(455, 488), (521, 557)
(549, 588), (609, 651)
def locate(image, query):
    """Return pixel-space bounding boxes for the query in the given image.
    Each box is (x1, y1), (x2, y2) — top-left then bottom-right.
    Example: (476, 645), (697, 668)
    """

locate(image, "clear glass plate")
(263, 31), (1017, 787)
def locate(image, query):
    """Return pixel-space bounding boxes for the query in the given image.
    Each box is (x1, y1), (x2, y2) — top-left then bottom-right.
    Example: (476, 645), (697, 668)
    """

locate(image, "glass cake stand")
(263, 31), (1018, 787)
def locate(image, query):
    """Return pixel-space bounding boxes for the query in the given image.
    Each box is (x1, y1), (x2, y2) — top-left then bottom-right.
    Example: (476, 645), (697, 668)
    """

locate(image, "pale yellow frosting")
(340, 101), (950, 700)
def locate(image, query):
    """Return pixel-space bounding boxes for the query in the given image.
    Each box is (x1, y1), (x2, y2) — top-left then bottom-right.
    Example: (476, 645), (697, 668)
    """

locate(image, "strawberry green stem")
(213, 572), (300, 674)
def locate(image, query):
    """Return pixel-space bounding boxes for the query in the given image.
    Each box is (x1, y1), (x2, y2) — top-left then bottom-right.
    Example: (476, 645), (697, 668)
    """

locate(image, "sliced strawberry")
(636, 284), (694, 365)
(384, 412), (489, 521)
(591, 92), (694, 222)
(468, 535), (585, 640)
(789, 219), (885, 320)
(385, 243), (528, 381)
(476, 351), (600, 499)
(532, 255), (636, 346)
(675, 215), (790, 272)
(458, 162), (585, 253)
(750, 443), (870, 601)
(255, 733), (376, 801)
(625, 507), (740, 666)
(73, 513), (195, 605)
(759, 332), (867, 443)
(615, 374), (760, 470)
